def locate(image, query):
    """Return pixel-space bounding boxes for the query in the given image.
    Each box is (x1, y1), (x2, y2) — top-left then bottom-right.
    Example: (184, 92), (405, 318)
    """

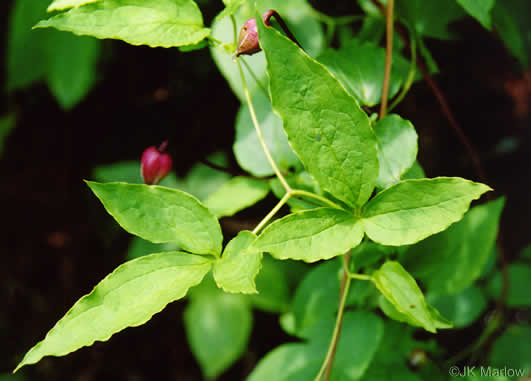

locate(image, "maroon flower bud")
(140, 141), (172, 185)
(235, 17), (260, 57)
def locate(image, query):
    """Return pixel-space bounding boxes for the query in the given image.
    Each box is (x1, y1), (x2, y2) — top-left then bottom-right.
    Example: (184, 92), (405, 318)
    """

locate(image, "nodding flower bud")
(235, 17), (260, 57)
(140, 141), (172, 185)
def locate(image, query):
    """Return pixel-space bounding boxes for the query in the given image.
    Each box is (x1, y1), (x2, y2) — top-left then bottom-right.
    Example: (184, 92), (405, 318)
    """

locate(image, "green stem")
(252, 192), (291, 234)
(290, 189), (342, 209)
(348, 273), (372, 281)
(388, 23), (417, 113)
(314, 267), (352, 381)
(236, 58), (292, 192)
(379, 0), (394, 119)
(241, 57), (269, 99)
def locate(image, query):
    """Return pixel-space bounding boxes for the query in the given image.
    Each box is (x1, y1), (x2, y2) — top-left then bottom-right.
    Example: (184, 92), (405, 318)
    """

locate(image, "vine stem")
(379, 0), (394, 119)
(252, 192), (291, 234)
(290, 189), (342, 209)
(236, 58), (292, 193)
(314, 253), (352, 381)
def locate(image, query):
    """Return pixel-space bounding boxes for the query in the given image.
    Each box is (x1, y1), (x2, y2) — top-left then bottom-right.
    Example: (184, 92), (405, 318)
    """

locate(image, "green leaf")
(86, 182), (223, 256)
(258, 20), (379, 208)
(253, 208), (364, 263)
(402, 161), (426, 180)
(457, 0), (496, 30)
(426, 286), (487, 328)
(7, 0), (100, 108)
(249, 255), (294, 312)
(489, 325), (531, 374)
(45, 33), (100, 109)
(520, 244), (531, 260)
(0, 113), (16, 157)
(487, 264), (531, 307)
(35, 0), (210, 48)
(204, 176), (269, 217)
(184, 292), (252, 379)
(213, 231), (262, 294)
(47, 0), (103, 11)
(247, 343), (322, 381)
(215, 0), (245, 21)
(373, 114), (418, 188)
(492, 0), (530, 67)
(126, 236), (180, 260)
(328, 311), (384, 380)
(292, 259), (341, 337)
(14, 252), (212, 372)
(362, 177), (492, 246)
(373, 261), (452, 333)
(210, 0), (324, 102)
(234, 90), (300, 177)
(402, 197), (505, 294)
(396, 0), (466, 40)
(317, 39), (412, 107)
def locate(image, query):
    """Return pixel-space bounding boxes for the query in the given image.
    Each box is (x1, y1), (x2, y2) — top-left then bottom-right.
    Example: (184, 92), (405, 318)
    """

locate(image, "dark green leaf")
(492, 0), (530, 67)
(373, 261), (452, 333)
(14, 252), (212, 372)
(35, 0), (210, 48)
(362, 177), (491, 246)
(403, 197), (504, 294)
(317, 39), (412, 107)
(252, 208), (364, 262)
(126, 236), (180, 260)
(213, 231), (262, 294)
(184, 292), (252, 379)
(427, 286), (487, 328)
(86, 182), (223, 256)
(258, 20), (379, 208)
(402, 161), (426, 180)
(487, 263), (531, 307)
(373, 114), (418, 188)
(489, 325), (531, 374)
(457, 0), (495, 29)
(396, 0), (466, 40)
(0, 113), (16, 157)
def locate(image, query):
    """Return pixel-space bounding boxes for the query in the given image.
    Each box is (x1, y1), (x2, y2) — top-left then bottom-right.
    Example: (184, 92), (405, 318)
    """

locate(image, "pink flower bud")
(235, 17), (260, 57)
(140, 141), (172, 185)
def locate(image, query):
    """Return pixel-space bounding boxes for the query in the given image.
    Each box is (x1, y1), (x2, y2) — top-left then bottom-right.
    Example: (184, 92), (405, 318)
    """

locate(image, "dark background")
(1, 0), (530, 380)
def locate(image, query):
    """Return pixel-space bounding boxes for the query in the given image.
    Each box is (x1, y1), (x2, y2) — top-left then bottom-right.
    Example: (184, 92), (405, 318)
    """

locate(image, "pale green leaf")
(0, 114), (16, 157)
(362, 177), (492, 246)
(210, 0), (324, 102)
(253, 208), (364, 263)
(373, 261), (452, 333)
(374, 114), (418, 188)
(47, 0), (102, 11)
(457, 0), (496, 29)
(184, 293), (252, 379)
(427, 286), (487, 328)
(86, 182), (223, 256)
(204, 176), (269, 217)
(317, 39), (412, 107)
(489, 325), (531, 374)
(215, 0), (245, 21)
(35, 0), (210, 48)
(258, 20), (379, 208)
(14, 252), (212, 372)
(402, 197), (504, 294)
(487, 264), (531, 307)
(213, 231), (262, 294)
(397, 0), (466, 40)
(234, 90), (300, 177)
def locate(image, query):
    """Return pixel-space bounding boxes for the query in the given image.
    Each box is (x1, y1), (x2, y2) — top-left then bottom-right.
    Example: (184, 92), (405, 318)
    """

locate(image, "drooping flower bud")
(235, 17), (260, 57)
(140, 141), (172, 185)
